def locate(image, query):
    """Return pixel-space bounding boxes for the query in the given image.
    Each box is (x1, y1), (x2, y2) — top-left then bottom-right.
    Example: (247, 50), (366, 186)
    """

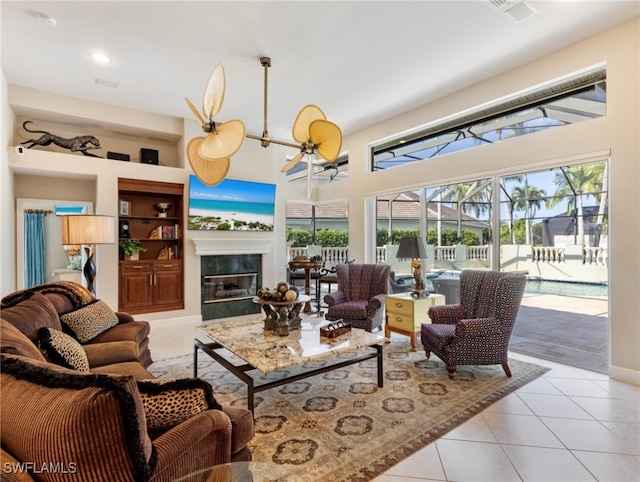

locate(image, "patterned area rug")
(149, 335), (549, 482)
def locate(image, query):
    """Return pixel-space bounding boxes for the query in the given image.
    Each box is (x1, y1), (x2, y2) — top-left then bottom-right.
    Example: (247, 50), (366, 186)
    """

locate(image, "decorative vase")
(125, 253), (139, 261)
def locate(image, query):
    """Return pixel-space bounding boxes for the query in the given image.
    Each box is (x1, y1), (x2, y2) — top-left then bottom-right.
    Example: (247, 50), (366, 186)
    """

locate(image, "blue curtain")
(24, 212), (46, 288)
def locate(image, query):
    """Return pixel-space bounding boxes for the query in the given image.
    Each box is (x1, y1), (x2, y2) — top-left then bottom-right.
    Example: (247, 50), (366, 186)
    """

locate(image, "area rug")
(149, 335), (549, 482)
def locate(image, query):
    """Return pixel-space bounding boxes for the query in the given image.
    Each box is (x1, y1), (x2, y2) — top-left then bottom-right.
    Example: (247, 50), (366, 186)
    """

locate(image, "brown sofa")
(1, 282), (254, 481)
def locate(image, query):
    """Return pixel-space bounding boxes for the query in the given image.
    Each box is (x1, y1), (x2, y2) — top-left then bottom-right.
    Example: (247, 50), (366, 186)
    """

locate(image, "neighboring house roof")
(286, 192), (483, 225)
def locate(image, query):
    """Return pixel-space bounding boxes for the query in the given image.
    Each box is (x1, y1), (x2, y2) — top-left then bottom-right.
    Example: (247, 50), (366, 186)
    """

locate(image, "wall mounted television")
(188, 176), (276, 231)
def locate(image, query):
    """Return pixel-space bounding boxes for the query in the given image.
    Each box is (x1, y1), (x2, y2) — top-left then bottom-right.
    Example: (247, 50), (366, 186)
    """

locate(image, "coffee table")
(194, 316), (387, 413)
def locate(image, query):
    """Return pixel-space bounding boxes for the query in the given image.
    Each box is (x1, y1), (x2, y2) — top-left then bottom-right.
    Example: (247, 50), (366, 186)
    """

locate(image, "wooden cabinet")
(385, 293), (445, 351)
(118, 179), (184, 314)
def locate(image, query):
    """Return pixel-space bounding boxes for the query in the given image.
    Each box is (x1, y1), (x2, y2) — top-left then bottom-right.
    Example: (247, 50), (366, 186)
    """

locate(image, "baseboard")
(609, 364), (640, 386)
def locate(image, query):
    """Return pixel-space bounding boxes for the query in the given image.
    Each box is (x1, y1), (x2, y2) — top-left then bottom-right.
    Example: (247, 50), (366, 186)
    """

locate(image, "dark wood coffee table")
(194, 316), (386, 413)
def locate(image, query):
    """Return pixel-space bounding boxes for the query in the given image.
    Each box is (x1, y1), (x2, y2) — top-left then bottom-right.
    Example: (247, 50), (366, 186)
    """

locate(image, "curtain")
(24, 212), (47, 288)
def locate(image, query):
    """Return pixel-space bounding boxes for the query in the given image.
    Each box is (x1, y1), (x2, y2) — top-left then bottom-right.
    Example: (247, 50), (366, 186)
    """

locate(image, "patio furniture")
(421, 270), (526, 379)
(324, 263), (391, 332)
(389, 271), (412, 294)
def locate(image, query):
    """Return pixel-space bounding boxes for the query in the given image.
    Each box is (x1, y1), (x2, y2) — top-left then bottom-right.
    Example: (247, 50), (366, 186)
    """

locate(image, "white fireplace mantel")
(192, 238), (273, 256)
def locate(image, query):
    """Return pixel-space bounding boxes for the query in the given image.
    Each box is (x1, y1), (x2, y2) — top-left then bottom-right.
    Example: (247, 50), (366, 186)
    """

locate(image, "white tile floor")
(149, 321), (639, 482)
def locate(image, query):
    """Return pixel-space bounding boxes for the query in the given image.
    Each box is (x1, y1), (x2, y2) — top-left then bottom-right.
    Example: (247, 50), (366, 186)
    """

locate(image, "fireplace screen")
(203, 273), (258, 304)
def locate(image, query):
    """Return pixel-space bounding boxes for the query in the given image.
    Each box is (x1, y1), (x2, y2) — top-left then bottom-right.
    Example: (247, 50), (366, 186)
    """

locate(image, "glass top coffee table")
(194, 316), (387, 413)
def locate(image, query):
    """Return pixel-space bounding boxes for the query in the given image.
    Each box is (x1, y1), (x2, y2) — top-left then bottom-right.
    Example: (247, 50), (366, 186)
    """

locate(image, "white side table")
(385, 292), (446, 351)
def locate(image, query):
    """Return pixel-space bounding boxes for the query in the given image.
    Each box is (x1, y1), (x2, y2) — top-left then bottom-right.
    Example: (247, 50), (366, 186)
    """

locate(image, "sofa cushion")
(60, 299), (119, 343)
(0, 354), (156, 482)
(37, 327), (90, 372)
(0, 292), (61, 342)
(0, 319), (47, 362)
(137, 378), (222, 431)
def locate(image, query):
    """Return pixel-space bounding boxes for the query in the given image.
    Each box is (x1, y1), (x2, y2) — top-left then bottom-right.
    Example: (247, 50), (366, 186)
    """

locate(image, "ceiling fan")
(186, 57), (343, 195)
(185, 64), (246, 186)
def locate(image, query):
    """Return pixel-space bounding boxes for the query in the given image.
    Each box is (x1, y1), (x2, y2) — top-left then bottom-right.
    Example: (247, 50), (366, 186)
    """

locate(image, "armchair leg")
(424, 347), (431, 359)
(446, 364), (457, 379)
(502, 362), (512, 377)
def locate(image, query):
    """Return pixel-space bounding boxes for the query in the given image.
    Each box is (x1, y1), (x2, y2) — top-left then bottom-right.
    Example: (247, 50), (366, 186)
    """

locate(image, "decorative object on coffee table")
(255, 282), (306, 335)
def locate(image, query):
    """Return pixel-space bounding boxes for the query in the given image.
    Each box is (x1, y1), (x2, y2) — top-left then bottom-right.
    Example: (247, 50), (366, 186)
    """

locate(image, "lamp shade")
(61, 215), (115, 245)
(396, 237), (427, 260)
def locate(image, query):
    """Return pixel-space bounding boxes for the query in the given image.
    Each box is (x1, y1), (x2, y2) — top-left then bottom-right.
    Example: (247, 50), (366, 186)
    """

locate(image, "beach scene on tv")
(188, 176), (276, 231)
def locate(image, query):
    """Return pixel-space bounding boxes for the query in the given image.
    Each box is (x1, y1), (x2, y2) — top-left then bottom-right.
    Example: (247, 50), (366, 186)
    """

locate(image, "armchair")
(421, 270), (526, 379)
(324, 263), (391, 332)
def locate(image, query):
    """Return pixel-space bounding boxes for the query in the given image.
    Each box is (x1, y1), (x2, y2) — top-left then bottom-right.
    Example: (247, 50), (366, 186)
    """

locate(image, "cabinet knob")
(395, 316), (403, 323)
(162, 264), (172, 268)
(395, 302), (403, 308)
(132, 265), (143, 269)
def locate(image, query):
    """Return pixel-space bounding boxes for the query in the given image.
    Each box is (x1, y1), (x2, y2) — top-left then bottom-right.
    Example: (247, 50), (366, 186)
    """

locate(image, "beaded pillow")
(60, 300), (119, 343)
(137, 378), (222, 431)
(37, 327), (90, 372)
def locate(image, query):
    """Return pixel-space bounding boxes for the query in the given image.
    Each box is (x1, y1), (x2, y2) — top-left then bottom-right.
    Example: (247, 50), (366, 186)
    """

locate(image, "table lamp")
(61, 215), (115, 296)
(396, 236), (427, 297)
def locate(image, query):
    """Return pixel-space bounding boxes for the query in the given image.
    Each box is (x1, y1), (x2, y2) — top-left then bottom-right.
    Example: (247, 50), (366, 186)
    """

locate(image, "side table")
(385, 292), (445, 351)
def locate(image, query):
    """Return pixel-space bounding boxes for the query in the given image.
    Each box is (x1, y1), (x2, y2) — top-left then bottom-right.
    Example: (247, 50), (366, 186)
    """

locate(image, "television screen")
(188, 176), (276, 231)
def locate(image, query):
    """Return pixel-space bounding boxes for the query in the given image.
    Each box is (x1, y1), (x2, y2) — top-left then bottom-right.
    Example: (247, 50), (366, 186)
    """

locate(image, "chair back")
(336, 263), (391, 301)
(494, 273), (527, 332)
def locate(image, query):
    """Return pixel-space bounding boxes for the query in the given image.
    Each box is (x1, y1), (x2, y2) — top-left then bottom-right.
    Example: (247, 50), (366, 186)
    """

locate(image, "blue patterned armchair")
(421, 270), (526, 379)
(324, 263), (391, 332)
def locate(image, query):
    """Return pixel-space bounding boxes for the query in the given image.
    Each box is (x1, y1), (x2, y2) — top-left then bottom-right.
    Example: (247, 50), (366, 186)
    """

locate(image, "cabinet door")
(119, 265), (154, 311)
(153, 262), (184, 309)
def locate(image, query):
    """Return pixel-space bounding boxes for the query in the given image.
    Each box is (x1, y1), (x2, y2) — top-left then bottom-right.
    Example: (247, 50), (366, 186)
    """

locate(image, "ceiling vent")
(487, 0), (536, 22)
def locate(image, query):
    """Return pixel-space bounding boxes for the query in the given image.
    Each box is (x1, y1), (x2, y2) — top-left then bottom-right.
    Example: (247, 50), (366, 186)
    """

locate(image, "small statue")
(411, 258), (426, 296)
(21, 121), (102, 157)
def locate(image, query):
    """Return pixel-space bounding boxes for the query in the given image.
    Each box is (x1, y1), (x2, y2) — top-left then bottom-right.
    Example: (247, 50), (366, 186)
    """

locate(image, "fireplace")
(200, 254), (262, 320)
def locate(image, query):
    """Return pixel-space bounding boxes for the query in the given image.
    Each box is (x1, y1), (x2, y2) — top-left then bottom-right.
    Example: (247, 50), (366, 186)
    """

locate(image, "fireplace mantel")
(193, 238), (273, 256)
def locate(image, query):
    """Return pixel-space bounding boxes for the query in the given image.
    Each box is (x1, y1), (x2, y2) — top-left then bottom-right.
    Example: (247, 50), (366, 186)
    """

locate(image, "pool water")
(525, 279), (608, 298)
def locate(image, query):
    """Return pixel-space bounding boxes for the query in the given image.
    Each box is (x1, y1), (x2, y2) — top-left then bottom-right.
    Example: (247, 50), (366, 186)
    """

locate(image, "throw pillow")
(37, 327), (90, 372)
(60, 300), (119, 343)
(137, 378), (222, 431)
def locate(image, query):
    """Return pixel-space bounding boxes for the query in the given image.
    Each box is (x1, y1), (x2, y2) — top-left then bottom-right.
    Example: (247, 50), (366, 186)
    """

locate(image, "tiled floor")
(149, 320), (639, 482)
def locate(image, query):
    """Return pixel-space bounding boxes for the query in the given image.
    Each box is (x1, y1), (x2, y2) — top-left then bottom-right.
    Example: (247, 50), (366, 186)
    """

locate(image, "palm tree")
(548, 163), (603, 245)
(441, 180), (491, 238)
(511, 180), (547, 245)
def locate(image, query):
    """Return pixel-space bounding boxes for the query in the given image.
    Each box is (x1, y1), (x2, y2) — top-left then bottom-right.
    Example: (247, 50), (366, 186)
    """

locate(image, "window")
(372, 67), (606, 171)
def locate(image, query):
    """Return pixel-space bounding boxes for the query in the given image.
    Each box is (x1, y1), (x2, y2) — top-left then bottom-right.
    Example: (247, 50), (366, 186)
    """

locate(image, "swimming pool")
(525, 279), (608, 298)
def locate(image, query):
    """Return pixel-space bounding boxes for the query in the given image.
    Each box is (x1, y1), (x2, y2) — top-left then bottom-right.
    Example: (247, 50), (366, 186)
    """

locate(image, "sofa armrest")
(324, 290), (346, 307)
(1, 448), (36, 481)
(428, 304), (466, 324)
(151, 410), (232, 480)
(116, 312), (135, 324)
(454, 317), (502, 337)
(84, 340), (140, 367)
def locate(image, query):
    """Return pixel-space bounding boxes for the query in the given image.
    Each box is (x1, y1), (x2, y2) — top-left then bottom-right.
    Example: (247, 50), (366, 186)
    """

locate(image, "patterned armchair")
(324, 263), (391, 332)
(420, 270), (526, 379)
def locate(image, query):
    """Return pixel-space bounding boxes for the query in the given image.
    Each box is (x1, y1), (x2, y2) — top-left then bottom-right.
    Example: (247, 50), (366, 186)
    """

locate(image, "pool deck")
(512, 293), (609, 373)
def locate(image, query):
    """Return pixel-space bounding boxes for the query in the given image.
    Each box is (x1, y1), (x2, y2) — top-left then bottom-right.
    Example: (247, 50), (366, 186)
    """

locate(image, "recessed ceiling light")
(90, 52), (111, 64)
(35, 12), (57, 27)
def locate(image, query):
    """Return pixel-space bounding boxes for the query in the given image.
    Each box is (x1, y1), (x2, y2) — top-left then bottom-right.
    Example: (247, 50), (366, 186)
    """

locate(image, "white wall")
(2, 19), (638, 382)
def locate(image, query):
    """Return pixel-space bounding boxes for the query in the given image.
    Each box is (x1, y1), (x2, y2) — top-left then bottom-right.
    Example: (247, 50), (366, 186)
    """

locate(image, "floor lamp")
(61, 215), (115, 296)
(396, 236), (428, 297)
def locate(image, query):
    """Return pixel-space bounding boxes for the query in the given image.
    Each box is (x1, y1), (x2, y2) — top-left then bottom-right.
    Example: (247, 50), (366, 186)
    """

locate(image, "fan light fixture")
(185, 57), (343, 197)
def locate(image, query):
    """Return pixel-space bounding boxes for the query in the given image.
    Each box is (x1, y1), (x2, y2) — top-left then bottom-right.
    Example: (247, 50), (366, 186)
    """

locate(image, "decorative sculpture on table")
(21, 121), (102, 157)
(412, 258), (426, 293)
(256, 282), (303, 336)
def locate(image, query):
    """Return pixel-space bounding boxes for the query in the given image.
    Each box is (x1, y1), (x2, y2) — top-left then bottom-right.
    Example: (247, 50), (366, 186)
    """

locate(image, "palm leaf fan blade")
(292, 105), (326, 143)
(185, 97), (205, 124)
(310, 120), (342, 162)
(187, 137), (230, 186)
(281, 152), (304, 173)
(202, 64), (226, 118)
(198, 119), (246, 159)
